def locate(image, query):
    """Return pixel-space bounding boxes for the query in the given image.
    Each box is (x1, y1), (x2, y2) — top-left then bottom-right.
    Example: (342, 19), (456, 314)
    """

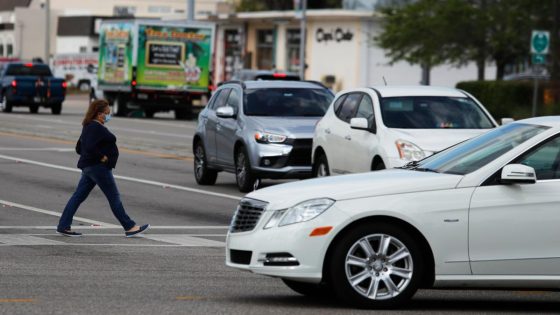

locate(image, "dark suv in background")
(193, 80), (334, 192)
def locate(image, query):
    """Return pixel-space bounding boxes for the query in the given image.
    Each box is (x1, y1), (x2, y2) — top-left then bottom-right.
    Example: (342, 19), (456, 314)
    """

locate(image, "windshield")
(244, 88), (333, 117)
(415, 123), (550, 175)
(381, 96), (494, 129)
(6, 64), (52, 76)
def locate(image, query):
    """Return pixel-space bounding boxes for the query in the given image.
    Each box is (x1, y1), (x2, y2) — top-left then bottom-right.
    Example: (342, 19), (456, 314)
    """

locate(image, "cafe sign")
(316, 27), (354, 43)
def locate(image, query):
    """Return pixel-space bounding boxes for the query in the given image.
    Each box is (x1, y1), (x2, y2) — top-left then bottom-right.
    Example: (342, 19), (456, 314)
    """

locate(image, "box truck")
(97, 20), (214, 119)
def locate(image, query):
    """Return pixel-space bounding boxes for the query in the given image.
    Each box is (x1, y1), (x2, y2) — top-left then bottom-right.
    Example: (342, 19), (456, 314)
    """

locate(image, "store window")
(286, 29), (300, 72)
(256, 29), (275, 70)
(0, 45), (4, 57)
(7, 44), (13, 57)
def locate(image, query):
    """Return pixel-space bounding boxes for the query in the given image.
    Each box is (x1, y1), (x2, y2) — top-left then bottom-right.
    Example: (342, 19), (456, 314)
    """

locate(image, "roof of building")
(0, 0), (31, 12)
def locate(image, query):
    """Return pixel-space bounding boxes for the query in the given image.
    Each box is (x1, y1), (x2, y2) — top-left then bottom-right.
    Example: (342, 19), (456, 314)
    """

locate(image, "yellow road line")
(0, 131), (192, 161)
(0, 298), (36, 303)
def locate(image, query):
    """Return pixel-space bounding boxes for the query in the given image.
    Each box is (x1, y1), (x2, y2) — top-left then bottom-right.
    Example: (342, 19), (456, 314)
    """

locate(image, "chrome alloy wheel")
(316, 161), (329, 177)
(345, 234), (413, 300)
(236, 151), (247, 183)
(194, 145), (205, 180)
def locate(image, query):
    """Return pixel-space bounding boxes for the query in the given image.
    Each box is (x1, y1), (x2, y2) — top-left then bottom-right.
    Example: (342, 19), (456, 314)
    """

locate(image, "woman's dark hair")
(82, 99), (109, 126)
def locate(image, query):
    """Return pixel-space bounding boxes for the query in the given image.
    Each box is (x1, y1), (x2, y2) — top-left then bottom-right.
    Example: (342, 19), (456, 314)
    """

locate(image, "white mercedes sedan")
(226, 116), (560, 309)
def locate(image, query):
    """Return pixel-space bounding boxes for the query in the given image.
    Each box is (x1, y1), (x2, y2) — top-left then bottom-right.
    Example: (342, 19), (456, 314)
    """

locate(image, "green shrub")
(456, 80), (560, 120)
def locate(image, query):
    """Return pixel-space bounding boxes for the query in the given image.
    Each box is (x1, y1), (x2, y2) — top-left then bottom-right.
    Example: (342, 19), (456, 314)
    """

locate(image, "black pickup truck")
(0, 62), (66, 114)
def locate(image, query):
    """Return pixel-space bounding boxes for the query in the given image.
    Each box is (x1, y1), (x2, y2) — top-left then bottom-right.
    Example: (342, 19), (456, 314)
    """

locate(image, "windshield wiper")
(397, 161), (420, 169)
(413, 167), (439, 173)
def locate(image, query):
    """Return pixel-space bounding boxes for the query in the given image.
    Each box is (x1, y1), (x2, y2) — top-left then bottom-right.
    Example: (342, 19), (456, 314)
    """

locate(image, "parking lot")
(0, 95), (559, 315)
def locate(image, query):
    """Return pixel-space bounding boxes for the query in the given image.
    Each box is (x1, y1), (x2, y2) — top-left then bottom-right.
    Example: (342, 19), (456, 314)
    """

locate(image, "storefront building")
(206, 9), (496, 91)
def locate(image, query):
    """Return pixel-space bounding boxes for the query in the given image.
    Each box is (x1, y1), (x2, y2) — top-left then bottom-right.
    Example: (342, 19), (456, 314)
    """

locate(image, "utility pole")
(298, 0), (307, 80)
(187, 0), (195, 21)
(45, 0), (50, 62)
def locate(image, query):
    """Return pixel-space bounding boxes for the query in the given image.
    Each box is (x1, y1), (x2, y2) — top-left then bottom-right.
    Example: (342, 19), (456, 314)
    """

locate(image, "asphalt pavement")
(0, 95), (558, 314)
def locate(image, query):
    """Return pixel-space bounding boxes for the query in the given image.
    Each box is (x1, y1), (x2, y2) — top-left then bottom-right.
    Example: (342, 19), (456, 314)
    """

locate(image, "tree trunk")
(476, 57), (485, 81)
(421, 63), (431, 85)
(496, 61), (505, 80)
(551, 0), (560, 81)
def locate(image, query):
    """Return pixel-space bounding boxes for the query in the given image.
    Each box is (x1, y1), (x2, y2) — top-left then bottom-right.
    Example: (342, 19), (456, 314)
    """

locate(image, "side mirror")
(216, 106), (235, 118)
(501, 164), (536, 185)
(350, 117), (375, 133)
(501, 118), (514, 125)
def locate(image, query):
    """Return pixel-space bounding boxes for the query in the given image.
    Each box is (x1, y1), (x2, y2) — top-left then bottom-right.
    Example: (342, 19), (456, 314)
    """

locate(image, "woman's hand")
(101, 155), (108, 163)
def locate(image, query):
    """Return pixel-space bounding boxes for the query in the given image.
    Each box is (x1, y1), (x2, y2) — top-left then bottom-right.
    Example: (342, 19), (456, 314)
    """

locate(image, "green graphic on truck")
(98, 22), (133, 85)
(136, 25), (211, 91)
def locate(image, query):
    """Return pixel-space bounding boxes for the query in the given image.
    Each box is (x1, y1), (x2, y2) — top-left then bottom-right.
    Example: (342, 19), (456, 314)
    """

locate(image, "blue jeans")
(58, 164), (136, 231)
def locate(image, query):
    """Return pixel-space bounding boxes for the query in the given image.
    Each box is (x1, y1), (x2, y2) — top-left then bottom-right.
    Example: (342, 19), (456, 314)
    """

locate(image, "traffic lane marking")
(0, 153), (239, 200)
(0, 147), (74, 152)
(0, 226), (229, 230)
(0, 131), (193, 161)
(0, 299), (36, 303)
(0, 234), (226, 247)
(5, 114), (192, 139)
(0, 199), (120, 228)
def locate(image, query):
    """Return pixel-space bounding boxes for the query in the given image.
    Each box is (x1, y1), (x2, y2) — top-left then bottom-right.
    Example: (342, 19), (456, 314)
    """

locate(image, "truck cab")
(0, 62), (67, 114)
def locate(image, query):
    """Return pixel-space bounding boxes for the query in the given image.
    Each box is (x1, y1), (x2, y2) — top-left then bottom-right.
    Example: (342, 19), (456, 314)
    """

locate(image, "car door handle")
(325, 128), (331, 134)
(345, 135), (352, 141)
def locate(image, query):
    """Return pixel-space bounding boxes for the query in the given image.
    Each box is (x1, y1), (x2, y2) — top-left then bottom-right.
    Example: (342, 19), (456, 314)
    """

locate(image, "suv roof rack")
(217, 80), (246, 89)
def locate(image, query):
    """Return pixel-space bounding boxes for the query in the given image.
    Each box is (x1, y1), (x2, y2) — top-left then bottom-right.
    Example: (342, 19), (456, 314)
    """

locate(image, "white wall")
(307, 20), (360, 90)
(56, 36), (97, 54)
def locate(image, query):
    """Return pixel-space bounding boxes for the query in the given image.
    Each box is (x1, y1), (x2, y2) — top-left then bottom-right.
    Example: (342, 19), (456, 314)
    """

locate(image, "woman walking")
(57, 99), (149, 237)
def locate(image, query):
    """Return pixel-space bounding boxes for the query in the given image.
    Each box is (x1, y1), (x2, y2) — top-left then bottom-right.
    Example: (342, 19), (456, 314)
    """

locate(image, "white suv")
(312, 86), (498, 176)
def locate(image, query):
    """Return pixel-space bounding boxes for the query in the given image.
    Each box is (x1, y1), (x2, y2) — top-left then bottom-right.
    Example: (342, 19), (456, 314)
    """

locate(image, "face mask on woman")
(104, 113), (112, 123)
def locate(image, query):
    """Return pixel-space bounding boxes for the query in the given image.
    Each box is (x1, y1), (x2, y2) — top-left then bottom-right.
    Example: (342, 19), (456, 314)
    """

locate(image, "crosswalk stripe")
(143, 235), (225, 247)
(0, 234), (226, 247)
(0, 235), (66, 246)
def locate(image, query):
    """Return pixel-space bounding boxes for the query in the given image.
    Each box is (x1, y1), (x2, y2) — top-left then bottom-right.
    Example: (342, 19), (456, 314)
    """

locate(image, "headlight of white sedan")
(264, 198), (335, 229)
(396, 139), (425, 161)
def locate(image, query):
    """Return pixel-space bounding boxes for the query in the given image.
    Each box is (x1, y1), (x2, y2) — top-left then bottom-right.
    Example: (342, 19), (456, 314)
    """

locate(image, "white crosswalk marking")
(0, 234), (225, 247)
(0, 235), (66, 246)
(143, 235), (225, 247)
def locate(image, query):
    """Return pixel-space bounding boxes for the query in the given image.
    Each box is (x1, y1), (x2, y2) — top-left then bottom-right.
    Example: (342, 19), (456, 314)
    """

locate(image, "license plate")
(34, 97), (41, 103)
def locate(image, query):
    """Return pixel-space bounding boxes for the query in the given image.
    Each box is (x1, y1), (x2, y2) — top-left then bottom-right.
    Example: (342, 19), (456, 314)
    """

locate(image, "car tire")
(144, 109), (156, 118)
(329, 223), (424, 309)
(282, 279), (334, 299)
(235, 147), (257, 192)
(78, 81), (91, 92)
(371, 160), (386, 171)
(1, 95), (12, 113)
(113, 97), (129, 117)
(29, 105), (39, 114)
(313, 153), (330, 177)
(175, 108), (191, 120)
(193, 142), (218, 185)
(51, 103), (62, 115)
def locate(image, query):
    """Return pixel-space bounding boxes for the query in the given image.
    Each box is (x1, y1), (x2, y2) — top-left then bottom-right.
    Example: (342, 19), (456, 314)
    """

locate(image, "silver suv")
(193, 80), (334, 192)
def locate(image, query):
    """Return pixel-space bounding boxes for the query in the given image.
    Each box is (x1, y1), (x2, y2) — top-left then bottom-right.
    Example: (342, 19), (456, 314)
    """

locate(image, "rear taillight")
(62, 81), (68, 88)
(273, 73), (287, 78)
(11, 80), (16, 88)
